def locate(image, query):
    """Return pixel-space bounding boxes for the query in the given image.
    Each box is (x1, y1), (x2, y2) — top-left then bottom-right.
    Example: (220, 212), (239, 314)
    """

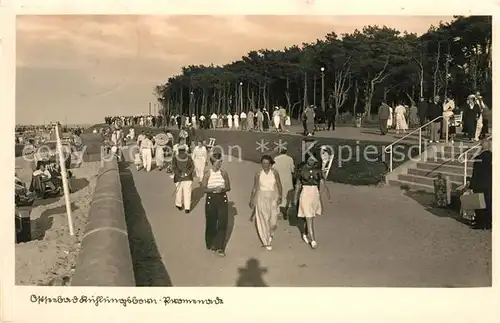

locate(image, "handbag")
(460, 191), (486, 210)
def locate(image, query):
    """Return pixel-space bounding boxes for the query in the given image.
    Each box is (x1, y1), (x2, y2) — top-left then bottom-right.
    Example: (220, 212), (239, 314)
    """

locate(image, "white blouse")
(259, 170), (276, 191)
(207, 169), (226, 189)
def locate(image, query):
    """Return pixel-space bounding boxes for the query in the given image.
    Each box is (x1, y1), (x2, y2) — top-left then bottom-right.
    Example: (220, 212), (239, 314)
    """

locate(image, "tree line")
(154, 15), (491, 120)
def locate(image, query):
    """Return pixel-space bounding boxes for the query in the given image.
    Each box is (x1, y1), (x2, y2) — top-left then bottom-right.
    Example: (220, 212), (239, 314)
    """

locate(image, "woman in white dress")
(233, 113), (240, 129)
(387, 106), (394, 129)
(192, 139), (208, 182)
(272, 107), (281, 132)
(227, 112), (233, 129)
(140, 134), (154, 172)
(249, 155), (283, 251)
(154, 132), (168, 171)
(284, 114), (291, 132)
(394, 104), (408, 134)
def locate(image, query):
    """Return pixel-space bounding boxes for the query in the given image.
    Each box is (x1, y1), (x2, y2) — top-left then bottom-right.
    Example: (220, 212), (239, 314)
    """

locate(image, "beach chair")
(207, 137), (216, 150)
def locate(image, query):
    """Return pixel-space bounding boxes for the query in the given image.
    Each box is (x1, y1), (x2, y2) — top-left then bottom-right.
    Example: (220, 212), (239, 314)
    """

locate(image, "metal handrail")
(458, 135), (492, 184)
(384, 115), (445, 172)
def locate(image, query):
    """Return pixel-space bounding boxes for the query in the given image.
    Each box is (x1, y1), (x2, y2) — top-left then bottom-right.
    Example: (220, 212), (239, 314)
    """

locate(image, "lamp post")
(320, 67), (325, 112)
(239, 82), (243, 113)
(190, 91), (194, 116)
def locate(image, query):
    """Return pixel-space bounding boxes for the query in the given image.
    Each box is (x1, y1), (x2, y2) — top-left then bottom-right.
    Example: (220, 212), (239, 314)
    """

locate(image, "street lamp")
(320, 67), (325, 112)
(190, 91), (194, 116)
(239, 82), (243, 113)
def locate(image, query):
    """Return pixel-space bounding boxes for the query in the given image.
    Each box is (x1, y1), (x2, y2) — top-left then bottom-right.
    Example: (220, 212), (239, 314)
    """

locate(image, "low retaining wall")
(72, 157), (135, 286)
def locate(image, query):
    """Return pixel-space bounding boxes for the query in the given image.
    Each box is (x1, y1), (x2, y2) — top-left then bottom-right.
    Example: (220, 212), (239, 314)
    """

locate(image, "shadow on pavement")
(32, 203), (78, 241)
(120, 162), (173, 287)
(224, 201), (237, 248)
(71, 177), (90, 193)
(235, 258), (268, 287)
(404, 190), (472, 226)
(190, 184), (205, 211)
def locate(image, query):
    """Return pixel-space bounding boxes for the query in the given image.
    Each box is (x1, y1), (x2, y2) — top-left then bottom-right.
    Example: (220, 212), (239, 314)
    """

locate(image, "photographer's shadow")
(235, 258), (269, 287)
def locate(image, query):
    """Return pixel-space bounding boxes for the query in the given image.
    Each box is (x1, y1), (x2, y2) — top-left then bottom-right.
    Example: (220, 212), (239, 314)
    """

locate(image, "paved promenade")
(120, 148), (491, 287)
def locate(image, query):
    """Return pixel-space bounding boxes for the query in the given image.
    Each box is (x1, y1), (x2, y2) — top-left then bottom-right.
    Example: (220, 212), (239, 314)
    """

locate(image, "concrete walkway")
(120, 148), (491, 287)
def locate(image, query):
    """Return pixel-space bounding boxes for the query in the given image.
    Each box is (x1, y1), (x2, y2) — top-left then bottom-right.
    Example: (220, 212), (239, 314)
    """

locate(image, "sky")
(16, 15), (453, 125)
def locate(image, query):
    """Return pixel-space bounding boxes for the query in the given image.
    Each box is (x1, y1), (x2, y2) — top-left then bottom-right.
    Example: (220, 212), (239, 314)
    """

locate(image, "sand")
(15, 158), (101, 286)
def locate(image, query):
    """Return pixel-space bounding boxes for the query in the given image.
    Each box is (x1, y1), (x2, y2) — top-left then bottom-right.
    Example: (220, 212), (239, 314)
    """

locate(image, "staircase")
(387, 142), (481, 193)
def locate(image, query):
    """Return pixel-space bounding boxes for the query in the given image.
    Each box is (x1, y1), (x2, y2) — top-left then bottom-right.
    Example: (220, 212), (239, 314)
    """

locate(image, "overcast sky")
(16, 15), (452, 125)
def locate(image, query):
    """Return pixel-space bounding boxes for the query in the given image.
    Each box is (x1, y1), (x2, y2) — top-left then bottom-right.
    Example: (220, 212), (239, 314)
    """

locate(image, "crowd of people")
(101, 121), (332, 255)
(165, 107), (293, 132)
(377, 92), (491, 143)
(103, 104), (338, 136)
(104, 115), (165, 128)
(15, 124), (84, 145)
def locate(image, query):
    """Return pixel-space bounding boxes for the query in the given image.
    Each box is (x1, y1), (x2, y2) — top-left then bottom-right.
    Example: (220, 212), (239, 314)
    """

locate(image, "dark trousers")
(327, 117), (335, 130)
(481, 120), (489, 136)
(474, 191), (492, 229)
(379, 118), (388, 135)
(466, 118), (477, 139)
(205, 192), (229, 251)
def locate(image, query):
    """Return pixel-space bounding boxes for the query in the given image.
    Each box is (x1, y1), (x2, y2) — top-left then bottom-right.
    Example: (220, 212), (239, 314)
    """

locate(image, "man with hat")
(172, 144), (194, 213)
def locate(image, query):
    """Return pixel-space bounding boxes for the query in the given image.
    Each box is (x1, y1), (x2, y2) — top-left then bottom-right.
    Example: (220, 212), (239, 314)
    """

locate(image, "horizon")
(16, 15), (453, 125)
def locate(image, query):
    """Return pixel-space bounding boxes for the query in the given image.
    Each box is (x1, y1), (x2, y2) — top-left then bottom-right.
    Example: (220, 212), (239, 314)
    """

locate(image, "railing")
(384, 115), (445, 172)
(457, 135), (492, 184)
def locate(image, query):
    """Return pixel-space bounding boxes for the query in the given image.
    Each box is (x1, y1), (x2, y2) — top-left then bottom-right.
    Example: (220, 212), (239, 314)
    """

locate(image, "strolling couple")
(249, 150), (330, 251)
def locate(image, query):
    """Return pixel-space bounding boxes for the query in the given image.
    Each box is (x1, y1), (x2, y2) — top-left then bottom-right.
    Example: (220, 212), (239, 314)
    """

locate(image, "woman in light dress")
(394, 104), (408, 134)
(227, 112), (233, 129)
(284, 114), (291, 132)
(233, 113), (240, 129)
(294, 150), (330, 249)
(249, 155), (283, 251)
(273, 148), (295, 219)
(154, 132), (169, 171)
(139, 134), (154, 172)
(387, 106), (394, 129)
(192, 139), (208, 183)
(272, 107), (281, 132)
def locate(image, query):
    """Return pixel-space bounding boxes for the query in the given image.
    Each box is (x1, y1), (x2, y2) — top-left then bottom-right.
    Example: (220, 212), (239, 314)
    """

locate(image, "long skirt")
(474, 115), (483, 140)
(306, 119), (314, 134)
(155, 146), (165, 168)
(193, 157), (206, 181)
(395, 114), (408, 130)
(298, 185), (322, 218)
(273, 116), (280, 129)
(247, 118), (254, 130)
(234, 118), (239, 129)
(254, 190), (279, 246)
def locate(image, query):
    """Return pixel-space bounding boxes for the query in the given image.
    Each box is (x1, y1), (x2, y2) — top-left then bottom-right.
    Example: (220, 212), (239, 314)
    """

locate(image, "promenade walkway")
(120, 148), (491, 287)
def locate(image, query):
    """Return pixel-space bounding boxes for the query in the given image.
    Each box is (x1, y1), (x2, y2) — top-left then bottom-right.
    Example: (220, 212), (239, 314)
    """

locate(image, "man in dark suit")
(417, 97), (428, 127)
(378, 102), (390, 135)
(327, 107), (336, 131)
(427, 96), (442, 143)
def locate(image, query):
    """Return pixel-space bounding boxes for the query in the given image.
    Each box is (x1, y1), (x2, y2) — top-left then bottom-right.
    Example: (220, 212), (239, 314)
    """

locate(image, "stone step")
(408, 168), (467, 183)
(422, 158), (467, 167)
(388, 179), (434, 193)
(440, 144), (482, 152)
(398, 174), (462, 188)
(416, 162), (472, 175)
(434, 152), (480, 161)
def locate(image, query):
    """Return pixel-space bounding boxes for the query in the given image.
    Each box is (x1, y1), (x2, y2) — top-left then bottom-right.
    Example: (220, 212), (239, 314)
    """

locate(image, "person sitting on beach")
(31, 164), (56, 194)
